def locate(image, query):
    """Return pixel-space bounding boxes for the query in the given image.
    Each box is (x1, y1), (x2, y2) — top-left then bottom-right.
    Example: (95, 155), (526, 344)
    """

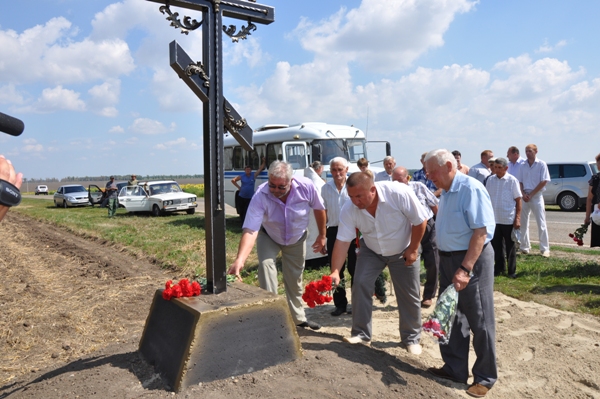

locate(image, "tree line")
(25, 174), (205, 183)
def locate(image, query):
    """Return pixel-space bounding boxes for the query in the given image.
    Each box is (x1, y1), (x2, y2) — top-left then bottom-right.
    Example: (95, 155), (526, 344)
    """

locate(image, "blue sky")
(1, 0), (600, 180)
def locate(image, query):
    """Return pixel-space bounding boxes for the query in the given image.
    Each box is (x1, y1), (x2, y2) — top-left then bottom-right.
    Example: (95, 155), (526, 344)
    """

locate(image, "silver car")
(544, 162), (599, 211)
(54, 185), (91, 208)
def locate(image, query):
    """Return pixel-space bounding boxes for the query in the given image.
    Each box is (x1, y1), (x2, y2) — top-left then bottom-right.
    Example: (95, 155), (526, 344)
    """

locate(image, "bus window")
(224, 147), (233, 170)
(314, 139), (346, 164)
(233, 147), (245, 169)
(267, 143), (283, 166)
(284, 144), (307, 169)
(346, 139), (366, 162)
(250, 145), (266, 169)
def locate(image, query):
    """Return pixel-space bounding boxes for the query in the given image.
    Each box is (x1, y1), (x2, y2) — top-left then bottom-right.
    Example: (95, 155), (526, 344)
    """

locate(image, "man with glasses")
(228, 161), (327, 330)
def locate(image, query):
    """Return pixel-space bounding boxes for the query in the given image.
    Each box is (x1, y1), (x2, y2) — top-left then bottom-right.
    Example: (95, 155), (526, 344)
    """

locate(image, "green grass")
(14, 198), (600, 316)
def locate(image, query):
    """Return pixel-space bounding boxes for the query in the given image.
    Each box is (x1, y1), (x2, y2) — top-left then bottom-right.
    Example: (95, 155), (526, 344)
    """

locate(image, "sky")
(1, 0), (600, 180)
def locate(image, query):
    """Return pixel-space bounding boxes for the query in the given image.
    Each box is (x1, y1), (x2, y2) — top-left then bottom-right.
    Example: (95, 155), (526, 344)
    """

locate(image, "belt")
(439, 243), (488, 257)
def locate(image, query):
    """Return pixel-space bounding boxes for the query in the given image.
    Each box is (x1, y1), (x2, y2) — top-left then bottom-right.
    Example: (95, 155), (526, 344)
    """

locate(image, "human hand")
(311, 235), (326, 253)
(227, 260), (244, 282)
(452, 269), (471, 291)
(329, 271), (340, 288)
(403, 248), (419, 265)
(0, 155), (23, 190)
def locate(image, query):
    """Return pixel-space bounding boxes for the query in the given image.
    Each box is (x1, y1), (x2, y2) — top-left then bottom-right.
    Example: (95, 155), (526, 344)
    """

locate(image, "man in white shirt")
(468, 150), (494, 183)
(374, 156), (395, 182)
(321, 157), (356, 316)
(506, 146), (525, 177)
(485, 158), (522, 278)
(329, 172), (428, 354)
(392, 166), (439, 308)
(517, 144), (551, 257)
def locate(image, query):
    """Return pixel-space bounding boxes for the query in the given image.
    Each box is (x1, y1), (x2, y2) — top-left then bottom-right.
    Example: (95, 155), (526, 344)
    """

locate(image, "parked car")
(53, 185), (91, 208)
(118, 180), (197, 216)
(35, 185), (48, 195)
(88, 182), (128, 207)
(543, 161), (599, 211)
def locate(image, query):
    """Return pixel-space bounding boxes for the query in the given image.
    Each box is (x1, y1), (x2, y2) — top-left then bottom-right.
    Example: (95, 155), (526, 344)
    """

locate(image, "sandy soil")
(1, 212), (600, 398)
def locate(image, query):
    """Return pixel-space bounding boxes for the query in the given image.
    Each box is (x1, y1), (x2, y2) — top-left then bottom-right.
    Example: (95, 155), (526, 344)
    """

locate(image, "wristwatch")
(459, 264), (474, 277)
(0, 179), (22, 207)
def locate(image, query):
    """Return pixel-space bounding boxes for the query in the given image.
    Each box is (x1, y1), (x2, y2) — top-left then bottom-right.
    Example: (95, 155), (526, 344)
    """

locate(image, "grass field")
(13, 198), (600, 315)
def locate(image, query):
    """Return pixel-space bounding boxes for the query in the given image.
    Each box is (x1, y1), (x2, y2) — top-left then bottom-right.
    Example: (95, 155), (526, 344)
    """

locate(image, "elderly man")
(425, 149), (497, 398)
(321, 157), (356, 316)
(506, 146), (525, 177)
(374, 156), (396, 182)
(0, 155), (23, 222)
(392, 166), (439, 308)
(329, 172), (428, 354)
(468, 150), (494, 183)
(517, 144), (551, 257)
(485, 158), (522, 278)
(228, 161), (326, 330)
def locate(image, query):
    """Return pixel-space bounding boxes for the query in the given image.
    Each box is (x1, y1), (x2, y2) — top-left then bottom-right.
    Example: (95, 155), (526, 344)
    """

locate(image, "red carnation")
(191, 281), (201, 296)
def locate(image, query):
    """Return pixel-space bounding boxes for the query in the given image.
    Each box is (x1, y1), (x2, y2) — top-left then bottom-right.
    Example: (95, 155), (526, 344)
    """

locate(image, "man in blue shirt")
(413, 152), (441, 197)
(424, 149), (497, 398)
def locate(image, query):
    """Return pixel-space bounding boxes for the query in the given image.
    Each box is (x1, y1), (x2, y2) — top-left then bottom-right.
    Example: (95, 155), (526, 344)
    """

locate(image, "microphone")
(0, 112), (25, 136)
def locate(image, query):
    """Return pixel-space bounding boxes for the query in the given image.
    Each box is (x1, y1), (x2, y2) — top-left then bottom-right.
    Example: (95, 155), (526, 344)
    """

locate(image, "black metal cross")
(147, 0), (274, 293)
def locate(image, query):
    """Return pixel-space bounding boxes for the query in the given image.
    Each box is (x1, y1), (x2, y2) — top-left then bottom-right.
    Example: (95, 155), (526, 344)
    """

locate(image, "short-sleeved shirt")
(243, 176), (325, 246)
(517, 158), (550, 194)
(106, 181), (118, 198)
(436, 172), (495, 251)
(485, 173), (522, 225)
(321, 180), (349, 227)
(468, 162), (491, 183)
(407, 181), (438, 220)
(239, 173), (256, 199)
(412, 168), (437, 192)
(374, 170), (392, 182)
(337, 181), (428, 256)
(507, 157), (525, 177)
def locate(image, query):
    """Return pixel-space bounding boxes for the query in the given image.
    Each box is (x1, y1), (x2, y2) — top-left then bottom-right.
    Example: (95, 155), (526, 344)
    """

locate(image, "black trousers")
(327, 226), (356, 309)
(491, 224), (516, 276)
(421, 218), (440, 300)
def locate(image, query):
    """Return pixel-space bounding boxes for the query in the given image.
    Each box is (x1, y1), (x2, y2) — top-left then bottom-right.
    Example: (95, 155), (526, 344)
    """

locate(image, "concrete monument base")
(139, 282), (302, 392)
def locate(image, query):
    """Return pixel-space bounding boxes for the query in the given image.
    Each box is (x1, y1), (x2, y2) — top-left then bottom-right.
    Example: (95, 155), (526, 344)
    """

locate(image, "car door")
(544, 164), (562, 204)
(118, 186), (149, 212)
(88, 184), (104, 206)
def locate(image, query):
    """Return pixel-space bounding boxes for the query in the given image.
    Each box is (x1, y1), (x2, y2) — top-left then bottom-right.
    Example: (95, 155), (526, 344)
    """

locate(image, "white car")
(118, 180), (197, 216)
(35, 185), (49, 195)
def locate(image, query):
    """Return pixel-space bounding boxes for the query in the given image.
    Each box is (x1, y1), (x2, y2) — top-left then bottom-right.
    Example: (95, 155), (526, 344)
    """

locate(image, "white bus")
(223, 122), (390, 265)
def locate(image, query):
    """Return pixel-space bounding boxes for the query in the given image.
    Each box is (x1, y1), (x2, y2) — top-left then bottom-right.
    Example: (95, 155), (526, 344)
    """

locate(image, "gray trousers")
(257, 230), (307, 325)
(438, 244), (497, 388)
(351, 239), (421, 345)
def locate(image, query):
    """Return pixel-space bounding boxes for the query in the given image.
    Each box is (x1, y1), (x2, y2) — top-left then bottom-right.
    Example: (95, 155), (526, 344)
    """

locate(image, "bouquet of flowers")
(302, 275), (334, 308)
(162, 278), (202, 300)
(422, 285), (458, 345)
(568, 223), (589, 246)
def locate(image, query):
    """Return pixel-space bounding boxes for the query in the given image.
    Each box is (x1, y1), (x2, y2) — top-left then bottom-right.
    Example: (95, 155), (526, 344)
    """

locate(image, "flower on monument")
(568, 223), (589, 247)
(162, 278), (202, 300)
(422, 285), (458, 345)
(302, 275), (333, 308)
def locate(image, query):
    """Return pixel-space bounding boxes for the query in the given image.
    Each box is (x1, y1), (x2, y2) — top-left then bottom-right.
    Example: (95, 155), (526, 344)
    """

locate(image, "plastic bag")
(422, 285), (458, 345)
(591, 204), (600, 226)
(511, 228), (521, 251)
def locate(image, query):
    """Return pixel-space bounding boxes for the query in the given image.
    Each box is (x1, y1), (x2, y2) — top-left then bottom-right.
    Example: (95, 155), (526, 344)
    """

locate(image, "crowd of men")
(226, 143), (550, 398)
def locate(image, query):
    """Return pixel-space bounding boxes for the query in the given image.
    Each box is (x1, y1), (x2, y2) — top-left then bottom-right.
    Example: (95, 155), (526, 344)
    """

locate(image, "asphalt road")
(20, 195), (598, 250)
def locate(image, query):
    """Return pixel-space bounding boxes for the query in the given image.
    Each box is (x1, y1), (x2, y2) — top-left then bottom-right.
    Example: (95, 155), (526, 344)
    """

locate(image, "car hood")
(57, 191), (88, 196)
(150, 192), (196, 200)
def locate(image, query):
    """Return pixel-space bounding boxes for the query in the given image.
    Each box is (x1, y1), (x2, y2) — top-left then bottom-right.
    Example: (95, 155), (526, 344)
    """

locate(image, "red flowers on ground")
(162, 278), (201, 300)
(568, 223), (589, 247)
(302, 275), (333, 308)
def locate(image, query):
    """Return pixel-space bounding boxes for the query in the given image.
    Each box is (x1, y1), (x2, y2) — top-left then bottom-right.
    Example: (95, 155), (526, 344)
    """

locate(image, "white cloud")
(154, 137), (187, 150)
(109, 125), (125, 134)
(129, 118), (175, 134)
(225, 37), (268, 68)
(22, 138), (43, 153)
(17, 86), (86, 113)
(292, 0), (477, 73)
(536, 39), (567, 53)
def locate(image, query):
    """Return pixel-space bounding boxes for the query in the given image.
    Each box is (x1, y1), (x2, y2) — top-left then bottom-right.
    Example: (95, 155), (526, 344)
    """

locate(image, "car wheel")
(152, 205), (162, 217)
(63, 200), (68, 209)
(558, 192), (578, 212)
(186, 208), (196, 215)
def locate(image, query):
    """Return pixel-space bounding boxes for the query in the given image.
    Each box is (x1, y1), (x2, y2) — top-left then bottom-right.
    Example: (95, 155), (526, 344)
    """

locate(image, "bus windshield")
(313, 138), (367, 164)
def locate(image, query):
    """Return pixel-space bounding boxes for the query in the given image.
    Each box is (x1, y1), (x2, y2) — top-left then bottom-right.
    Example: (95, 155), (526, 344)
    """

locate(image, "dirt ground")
(1, 212), (600, 399)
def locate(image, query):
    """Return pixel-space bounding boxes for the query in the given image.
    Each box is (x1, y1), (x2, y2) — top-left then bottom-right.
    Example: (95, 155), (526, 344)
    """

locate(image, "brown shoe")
(427, 367), (466, 384)
(421, 299), (433, 308)
(466, 383), (490, 398)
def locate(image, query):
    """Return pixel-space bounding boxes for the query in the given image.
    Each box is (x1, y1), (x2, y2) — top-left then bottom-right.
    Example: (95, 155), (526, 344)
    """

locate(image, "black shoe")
(331, 307), (346, 316)
(297, 320), (321, 330)
(508, 274), (517, 279)
(428, 367), (467, 384)
(347, 309), (352, 315)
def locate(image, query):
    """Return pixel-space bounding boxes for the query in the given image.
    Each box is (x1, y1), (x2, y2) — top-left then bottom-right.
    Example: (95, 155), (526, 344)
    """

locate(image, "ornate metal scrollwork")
(223, 20), (257, 42)
(185, 62), (210, 88)
(224, 106), (248, 134)
(159, 5), (202, 34)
